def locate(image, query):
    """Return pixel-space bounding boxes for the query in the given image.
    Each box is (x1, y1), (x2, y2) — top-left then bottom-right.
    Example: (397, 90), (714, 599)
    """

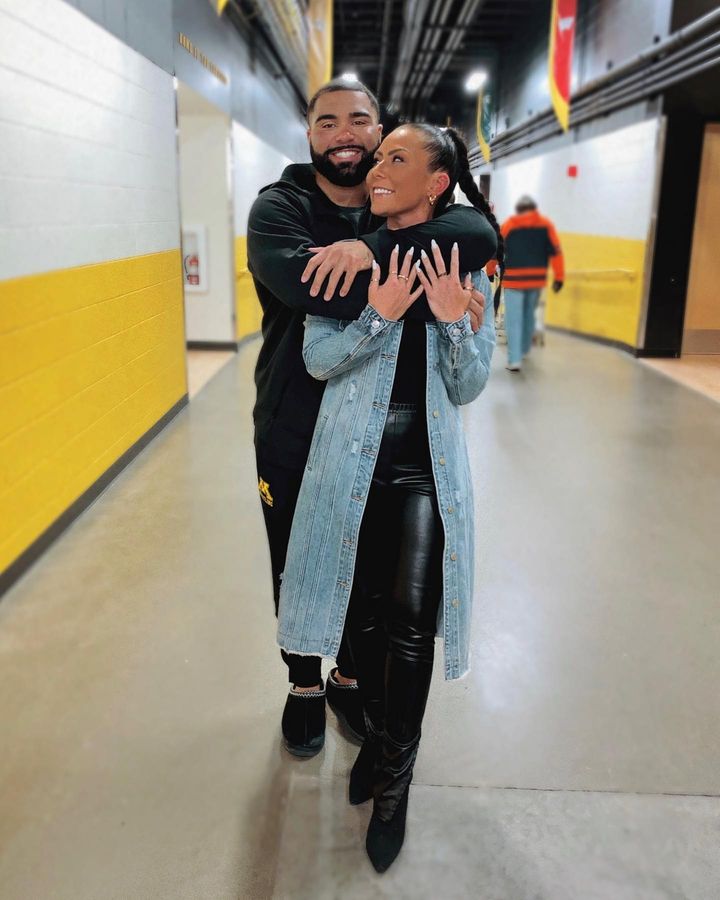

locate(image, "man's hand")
(300, 240), (374, 301)
(465, 279), (485, 332)
(552, 279), (564, 293)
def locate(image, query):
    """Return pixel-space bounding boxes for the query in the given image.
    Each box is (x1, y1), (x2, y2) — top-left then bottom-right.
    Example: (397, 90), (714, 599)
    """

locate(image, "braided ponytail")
(443, 128), (504, 275)
(406, 123), (505, 277)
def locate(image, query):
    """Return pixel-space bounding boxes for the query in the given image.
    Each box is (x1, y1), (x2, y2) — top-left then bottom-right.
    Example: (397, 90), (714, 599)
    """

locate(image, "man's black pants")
(255, 452), (355, 687)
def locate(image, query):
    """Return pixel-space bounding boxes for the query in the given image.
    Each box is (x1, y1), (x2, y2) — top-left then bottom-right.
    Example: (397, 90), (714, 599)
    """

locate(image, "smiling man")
(247, 79), (490, 758)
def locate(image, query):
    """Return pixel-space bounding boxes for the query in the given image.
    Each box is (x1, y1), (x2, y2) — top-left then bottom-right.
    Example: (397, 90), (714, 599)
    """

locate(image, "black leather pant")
(347, 404), (444, 745)
(255, 452), (355, 687)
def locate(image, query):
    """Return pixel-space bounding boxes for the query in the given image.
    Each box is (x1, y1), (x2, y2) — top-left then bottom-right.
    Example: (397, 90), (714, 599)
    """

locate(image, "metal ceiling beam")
(389, 0), (434, 108)
(405, 0), (454, 103)
(418, 0), (486, 102)
(376, 0), (395, 101)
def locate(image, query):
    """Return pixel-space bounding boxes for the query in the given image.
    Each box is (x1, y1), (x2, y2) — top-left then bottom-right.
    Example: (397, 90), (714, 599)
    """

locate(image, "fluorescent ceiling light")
(465, 71), (488, 92)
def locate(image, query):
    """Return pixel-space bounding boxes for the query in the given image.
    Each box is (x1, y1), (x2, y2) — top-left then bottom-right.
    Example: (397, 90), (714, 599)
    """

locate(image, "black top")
(390, 321), (427, 406)
(247, 164), (497, 469)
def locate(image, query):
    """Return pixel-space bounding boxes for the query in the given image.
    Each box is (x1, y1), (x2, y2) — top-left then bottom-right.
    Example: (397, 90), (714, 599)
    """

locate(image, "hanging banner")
(308, 0), (333, 98)
(548, 0), (577, 131)
(476, 87), (493, 164)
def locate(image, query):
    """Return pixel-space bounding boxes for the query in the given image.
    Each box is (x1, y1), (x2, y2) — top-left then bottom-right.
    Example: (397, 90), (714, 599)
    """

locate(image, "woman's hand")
(301, 240), (374, 300)
(416, 240), (479, 326)
(368, 245), (423, 321)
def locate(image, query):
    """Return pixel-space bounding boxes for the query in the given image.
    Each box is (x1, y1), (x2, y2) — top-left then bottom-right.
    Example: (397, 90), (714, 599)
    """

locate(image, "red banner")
(548, 0), (576, 131)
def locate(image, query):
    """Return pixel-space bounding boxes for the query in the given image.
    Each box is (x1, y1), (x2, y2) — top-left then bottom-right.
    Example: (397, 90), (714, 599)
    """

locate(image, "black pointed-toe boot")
(349, 716), (383, 805)
(365, 731), (420, 873)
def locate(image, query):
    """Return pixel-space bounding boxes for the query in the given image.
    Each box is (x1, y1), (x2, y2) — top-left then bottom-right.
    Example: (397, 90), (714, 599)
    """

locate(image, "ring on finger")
(397, 274), (409, 281)
(438, 272), (449, 278)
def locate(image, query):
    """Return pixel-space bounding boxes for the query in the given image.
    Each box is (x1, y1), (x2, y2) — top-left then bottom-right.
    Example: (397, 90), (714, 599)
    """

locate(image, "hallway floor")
(1, 333), (719, 899)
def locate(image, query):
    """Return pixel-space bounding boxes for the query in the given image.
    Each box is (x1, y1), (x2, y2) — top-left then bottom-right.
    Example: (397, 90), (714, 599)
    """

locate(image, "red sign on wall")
(549, 0), (577, 131)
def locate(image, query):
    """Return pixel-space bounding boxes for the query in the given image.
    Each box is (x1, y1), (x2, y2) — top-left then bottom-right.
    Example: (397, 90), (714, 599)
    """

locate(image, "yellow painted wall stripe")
(234, 236), (262, 341)
(0, 250), (187, 573)
(544, 232), (647, 347)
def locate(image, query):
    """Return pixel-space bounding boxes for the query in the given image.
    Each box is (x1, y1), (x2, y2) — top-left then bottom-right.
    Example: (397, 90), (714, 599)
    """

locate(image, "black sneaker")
(325, 668), (366, 744)
(281, 685), (326, 758)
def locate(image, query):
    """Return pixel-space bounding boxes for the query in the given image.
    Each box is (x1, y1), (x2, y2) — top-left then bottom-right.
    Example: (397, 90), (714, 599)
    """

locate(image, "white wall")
(177, 100), (235, 344)
(488, 118), (661, 240)
(231, 121), (294, 236)
(0, 0), (180, 280)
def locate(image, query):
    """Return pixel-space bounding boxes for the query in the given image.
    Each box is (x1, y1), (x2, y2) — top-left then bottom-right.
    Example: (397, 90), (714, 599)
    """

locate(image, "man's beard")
(310, 143), (377, 187)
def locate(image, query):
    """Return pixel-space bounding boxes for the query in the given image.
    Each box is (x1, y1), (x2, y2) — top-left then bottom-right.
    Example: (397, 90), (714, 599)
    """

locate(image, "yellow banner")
(308, 0), (333, 98)
(215, 0), (229, 14)
(476, 88), (491, 164)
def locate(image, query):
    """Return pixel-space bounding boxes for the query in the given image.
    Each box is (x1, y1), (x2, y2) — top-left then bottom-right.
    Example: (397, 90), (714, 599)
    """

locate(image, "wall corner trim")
(546, 326), (638, 356)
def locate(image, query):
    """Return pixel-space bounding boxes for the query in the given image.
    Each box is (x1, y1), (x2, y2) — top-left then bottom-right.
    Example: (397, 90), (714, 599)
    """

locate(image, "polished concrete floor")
(1, 333), (719, 899)
(186, 349), (236, 399)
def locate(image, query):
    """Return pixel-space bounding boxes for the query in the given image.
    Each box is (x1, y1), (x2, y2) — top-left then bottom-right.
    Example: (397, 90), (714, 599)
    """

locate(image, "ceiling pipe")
(404, 0), (453, 104)
(470, 6), (720, 164)
(418, 0), (485, 105)
(250, 0), (308, 97)
(389, 0), (433, 108)
(471, 40), (720, 165)
(376, 0), (395, 101)
(226, 0), (307, 108)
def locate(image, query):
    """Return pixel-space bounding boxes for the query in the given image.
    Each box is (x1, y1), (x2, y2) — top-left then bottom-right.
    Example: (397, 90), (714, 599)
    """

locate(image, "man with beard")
(248, 79), (490, 757)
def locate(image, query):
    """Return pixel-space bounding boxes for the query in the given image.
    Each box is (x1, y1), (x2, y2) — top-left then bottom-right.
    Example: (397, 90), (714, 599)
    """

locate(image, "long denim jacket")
(277, 270), (495, 680)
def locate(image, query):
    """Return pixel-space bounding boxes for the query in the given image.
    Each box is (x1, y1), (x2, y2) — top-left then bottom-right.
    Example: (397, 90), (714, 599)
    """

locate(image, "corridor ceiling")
(333, 0), (540, 124)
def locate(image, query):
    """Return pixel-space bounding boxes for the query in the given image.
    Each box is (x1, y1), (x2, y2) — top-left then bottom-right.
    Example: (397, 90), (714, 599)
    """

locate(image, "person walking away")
(492, 195), (564, 372)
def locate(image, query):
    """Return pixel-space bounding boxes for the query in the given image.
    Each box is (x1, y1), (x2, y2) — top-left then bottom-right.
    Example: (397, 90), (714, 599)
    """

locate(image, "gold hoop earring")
(428, 194), (436, 206)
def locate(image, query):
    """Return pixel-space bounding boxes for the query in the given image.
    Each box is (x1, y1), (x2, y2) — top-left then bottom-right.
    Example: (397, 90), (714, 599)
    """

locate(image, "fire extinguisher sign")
(181, 225), (209, 293)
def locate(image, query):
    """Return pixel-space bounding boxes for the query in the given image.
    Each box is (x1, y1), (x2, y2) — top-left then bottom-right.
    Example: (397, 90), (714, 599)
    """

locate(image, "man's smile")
(327, 147), (363, 163)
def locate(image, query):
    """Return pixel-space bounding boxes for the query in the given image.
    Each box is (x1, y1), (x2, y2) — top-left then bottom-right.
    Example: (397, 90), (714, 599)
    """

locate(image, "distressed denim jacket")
(277, 270), (495, 680)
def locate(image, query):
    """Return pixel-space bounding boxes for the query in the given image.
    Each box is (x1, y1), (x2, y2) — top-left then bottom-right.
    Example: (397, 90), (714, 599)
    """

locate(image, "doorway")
(175, 80), (236, 398)
(682, 123), (720, 355)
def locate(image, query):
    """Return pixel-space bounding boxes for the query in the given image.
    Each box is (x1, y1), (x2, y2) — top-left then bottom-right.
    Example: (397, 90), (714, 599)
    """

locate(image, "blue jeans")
(504, 288), (540, 366)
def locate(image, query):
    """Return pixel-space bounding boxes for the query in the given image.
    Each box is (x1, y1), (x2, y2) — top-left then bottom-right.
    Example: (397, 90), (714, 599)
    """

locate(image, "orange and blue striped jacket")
(487, 210), (564, 290)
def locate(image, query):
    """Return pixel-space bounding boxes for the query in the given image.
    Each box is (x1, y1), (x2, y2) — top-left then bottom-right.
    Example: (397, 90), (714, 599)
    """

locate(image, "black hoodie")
(248, 163), (496, 469)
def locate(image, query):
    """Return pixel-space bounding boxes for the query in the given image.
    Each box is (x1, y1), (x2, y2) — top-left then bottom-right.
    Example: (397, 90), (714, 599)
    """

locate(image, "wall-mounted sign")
(177, 32), (228, 85)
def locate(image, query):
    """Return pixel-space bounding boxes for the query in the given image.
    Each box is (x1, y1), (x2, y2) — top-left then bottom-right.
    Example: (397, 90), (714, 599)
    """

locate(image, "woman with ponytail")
(278, 124), (498, 871)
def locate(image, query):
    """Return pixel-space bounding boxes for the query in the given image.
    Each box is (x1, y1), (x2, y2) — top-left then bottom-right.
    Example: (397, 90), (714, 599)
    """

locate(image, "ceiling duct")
(470, 5), (720, 165)
(416, 0), (485, 104)
(249, 0), (309, 98)
(389, 0), (434, 109)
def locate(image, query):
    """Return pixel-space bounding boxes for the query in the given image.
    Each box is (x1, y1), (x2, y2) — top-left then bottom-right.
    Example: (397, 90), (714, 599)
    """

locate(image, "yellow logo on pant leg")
(258, 478), (274, 507)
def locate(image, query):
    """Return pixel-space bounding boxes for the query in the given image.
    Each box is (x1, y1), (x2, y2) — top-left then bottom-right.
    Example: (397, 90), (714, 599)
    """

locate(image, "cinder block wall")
(488, 117), (662, 349)
(0, 1), (187, 576)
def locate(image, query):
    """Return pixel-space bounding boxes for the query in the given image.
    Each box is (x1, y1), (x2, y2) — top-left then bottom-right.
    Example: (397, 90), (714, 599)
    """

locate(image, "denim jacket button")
(439, 457), (446, 465)
(447, 506), (454, 513)
(450, 552), (457, 561)
(433, 410), (439, 418)
(370, 319), (381, 330)
(451, 327), (461, 336)
(451, 598), (459, 608)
